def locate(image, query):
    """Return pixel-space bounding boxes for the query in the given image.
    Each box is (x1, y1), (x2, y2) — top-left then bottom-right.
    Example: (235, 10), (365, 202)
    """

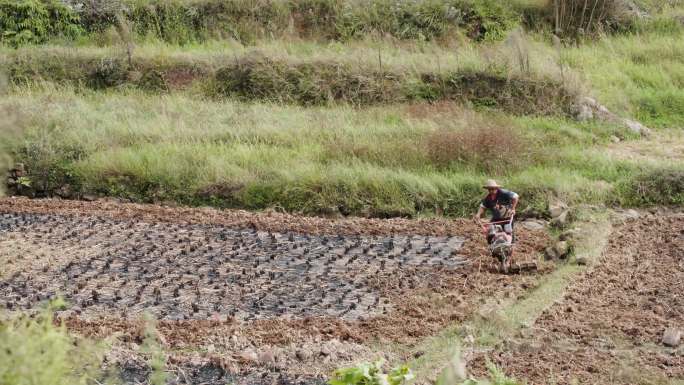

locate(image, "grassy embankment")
(1, 0), (683, 218)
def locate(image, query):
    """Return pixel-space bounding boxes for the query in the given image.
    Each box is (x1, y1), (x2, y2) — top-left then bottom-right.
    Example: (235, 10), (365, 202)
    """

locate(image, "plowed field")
(0, 197), (548, 384)
(470, 212), (684, 385)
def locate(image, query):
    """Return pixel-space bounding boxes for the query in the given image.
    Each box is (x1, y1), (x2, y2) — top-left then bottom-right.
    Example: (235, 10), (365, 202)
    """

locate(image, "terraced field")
(0, 197), (548, 384)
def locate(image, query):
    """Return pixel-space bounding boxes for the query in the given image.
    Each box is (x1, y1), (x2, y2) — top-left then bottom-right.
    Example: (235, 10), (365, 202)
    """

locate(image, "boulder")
(623, 119), (651, 137)
(545, 246), (558, 260)
(575, 255), (588, 266)
(553, 241), (571, 259)
(623, 209), (640, 220)
(258, 349), (276, 366)
(55, 184), (73, 199)
(573, 97), (652, 137)
(662, 328), (682, 347)
(238, 349), (258, 364)
(610, 135), (621, 143)
(319, 344), (332, 357)
(521, 219), (546, 231)
(576, 104), (593, 121)
(550, 210), (569, 228)
(295, 348), (312, 362)
(549, 200), (568, 219)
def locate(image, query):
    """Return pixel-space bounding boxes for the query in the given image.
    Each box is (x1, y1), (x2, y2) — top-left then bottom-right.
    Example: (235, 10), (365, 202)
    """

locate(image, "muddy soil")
(0, 197), (548, 384)
(469, 213), (684, 385)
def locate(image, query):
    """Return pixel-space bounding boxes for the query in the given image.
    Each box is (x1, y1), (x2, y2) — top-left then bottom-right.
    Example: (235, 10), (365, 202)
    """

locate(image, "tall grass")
(4, 86), (680, 217)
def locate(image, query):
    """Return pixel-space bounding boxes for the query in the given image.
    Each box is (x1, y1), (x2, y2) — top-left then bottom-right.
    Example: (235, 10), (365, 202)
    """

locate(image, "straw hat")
(482, 179), (501, 189)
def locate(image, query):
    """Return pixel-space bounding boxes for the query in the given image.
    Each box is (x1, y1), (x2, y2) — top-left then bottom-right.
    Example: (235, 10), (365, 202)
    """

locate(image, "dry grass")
(425, 113), (529, 174)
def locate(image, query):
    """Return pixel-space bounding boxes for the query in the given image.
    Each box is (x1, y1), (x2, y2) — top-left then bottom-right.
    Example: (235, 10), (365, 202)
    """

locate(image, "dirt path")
(469, 213), (684, 384)
(0, 197), (549, 384)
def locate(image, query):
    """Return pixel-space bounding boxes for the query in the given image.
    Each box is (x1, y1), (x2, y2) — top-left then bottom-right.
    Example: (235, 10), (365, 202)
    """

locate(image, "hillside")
(1, 1), (683, 385)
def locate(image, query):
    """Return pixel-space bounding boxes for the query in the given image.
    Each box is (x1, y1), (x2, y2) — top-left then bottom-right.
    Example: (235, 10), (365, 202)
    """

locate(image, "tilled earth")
(469, 213), (684, 385)
(0, 197), (548, 385)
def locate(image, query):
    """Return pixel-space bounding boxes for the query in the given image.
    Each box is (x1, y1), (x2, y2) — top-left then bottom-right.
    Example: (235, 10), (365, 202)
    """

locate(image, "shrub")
(0, 0), (83, 47)
(618, 168), (684, 206)
(0, 299), (104, 385)
(425, 115), (529, 174)
(547, 0), (642, 38)
(329, 359), (414, 385)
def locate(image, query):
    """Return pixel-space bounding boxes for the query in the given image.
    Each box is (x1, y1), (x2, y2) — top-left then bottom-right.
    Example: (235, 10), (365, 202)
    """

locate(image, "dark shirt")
(480, 188), (519, 221)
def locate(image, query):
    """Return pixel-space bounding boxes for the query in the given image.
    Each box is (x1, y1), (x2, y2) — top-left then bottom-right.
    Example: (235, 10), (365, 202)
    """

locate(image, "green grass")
(2, 85), (681, 217)
(1, 0), (683, 216)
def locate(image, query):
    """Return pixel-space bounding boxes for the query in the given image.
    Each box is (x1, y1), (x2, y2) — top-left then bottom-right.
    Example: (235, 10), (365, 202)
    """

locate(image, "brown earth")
(469, 213), (684, 385)
(0, 197), (549, 384)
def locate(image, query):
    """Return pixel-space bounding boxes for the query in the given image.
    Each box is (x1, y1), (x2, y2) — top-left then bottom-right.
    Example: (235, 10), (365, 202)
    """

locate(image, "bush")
(329, 360), (414, 385)
(211, 54), (574, 111)
(2, 0), (522, 46)
(0, 0), (83, 47)
(426, 115), (529, 174)
(618, 168), (684, 206)
(0, 299), (104, 385)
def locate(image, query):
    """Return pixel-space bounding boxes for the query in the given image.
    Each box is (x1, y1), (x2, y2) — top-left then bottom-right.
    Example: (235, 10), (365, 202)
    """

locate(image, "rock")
(551, 210), (569, 228)
(576, 104), (593, 121)
(581, 96), (598, 108)
(575, 255), (588, 265)
(623, 119), (651, 137)
(575, 96), (651, 137)
(623, 209), (640, 220)
(258, 349), (276, 366)
(238, 349), (258, 363)
(55, 184), (73, 199)
(662, 328), (682, 347)
(295, 348), (312, 362)
(81, 194), (97, 202)
(548, 200), (568, 219)
(559, 229), (579, 241)
(319, 344), (332, 357)
(545, 246), (558, 260)
(521, 219), (546, 231)
(610, 135), (621, 143)
(553, 241), (571, 258)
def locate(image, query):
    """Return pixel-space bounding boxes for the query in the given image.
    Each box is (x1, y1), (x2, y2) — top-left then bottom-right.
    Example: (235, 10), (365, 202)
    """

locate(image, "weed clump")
(0, 299), (104, 385)
(212, 54), (574, 112)
(619, 168), (684, 206)
(426, 114), (528, 174)
(212, 54), (397, 106)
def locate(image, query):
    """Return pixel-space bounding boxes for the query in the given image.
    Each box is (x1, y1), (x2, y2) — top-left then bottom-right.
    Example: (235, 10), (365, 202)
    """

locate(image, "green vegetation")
(329, 360), (414, 385)
(1, 0), (520, 46)
(1, 0), (683, 218)
(0, 300), (104, 385)
(0, 0), (83, 47)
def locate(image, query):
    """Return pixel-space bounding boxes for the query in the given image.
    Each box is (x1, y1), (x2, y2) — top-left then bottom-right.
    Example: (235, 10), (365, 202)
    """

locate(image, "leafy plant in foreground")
(0, 298), (104, 385)
(329, 359), (414, 385)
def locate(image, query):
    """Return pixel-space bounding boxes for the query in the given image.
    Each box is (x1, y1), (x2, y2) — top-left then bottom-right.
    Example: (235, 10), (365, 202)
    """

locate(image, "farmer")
(473, 179), (519, 244)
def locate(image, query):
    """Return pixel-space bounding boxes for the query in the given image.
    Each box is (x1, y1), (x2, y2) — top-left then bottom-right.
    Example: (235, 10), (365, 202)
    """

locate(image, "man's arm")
(510, 192), (519, 214)
(474, 205), (485, 223)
